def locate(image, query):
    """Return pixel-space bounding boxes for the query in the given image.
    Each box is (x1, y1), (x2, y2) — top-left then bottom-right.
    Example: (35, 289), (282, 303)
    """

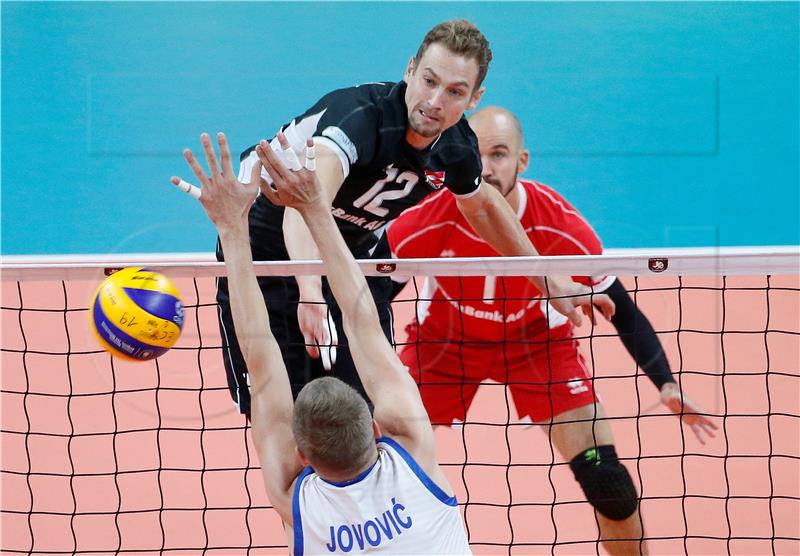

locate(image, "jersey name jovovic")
(292, 436), (471, 555)
(239, 81), (482, 257)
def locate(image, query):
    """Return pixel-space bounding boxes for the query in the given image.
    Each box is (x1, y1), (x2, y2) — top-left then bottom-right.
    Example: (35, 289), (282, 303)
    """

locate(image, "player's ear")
(517, 149), (530, 175)
(295, 446), (310, 467)
(404, 57), (416, 81)
(372, 419), (381, 439)
(466, 86), (485, 111)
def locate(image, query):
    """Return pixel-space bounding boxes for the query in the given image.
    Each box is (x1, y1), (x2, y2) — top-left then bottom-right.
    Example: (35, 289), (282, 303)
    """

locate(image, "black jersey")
(239, 81), (482, 258)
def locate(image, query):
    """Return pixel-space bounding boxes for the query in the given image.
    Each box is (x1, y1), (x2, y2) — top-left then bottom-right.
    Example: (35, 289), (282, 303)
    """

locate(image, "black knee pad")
(569, 445), (639, 521)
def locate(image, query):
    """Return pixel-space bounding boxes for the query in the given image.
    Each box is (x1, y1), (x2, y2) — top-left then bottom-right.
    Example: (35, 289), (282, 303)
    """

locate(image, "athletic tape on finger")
(328, 311), (338, 367)
(320, 315), (332, 371)
(174, 179), (201, 199)
(282, 147), (303, 171)
(305, 144), (316, 171)
(319, 312), (338, 371)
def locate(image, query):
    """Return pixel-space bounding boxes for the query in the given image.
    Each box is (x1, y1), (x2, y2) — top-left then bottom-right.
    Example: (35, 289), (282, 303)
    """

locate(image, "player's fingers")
(170, 176), (202, 200)
(691, 424), (706, 445)
(200, 133), (221, 178)
(325, 312), (339, 365)
(302, 331), (320, 359)
(692, 422), (714, 444)
(275, 132), (302, 171)
(255, 142), (281, 182)
(567, 306), (582, 327)
(327, 312), (338, 366)
(305, 138), (316, 172)
(328, 312), (339, 347)
(581, 303), (596, 325)
(596, 294), (615, 319)
(320, 344), (332, 371)
(320, 313), (331, 345)
(700, 422), (717, 438)
(217, 132), (234, 177)
(319, 319), (331, 370)
(276, 131), (290, 151)
(183, 148), (211, 188)
(284, 149), (302, 172)
(249, 160), (264, 188)
(319, 315), (333, 371)
(684, 399), (717, 429)
(256, 141), (289, 184)
(699, 414), (719, 431)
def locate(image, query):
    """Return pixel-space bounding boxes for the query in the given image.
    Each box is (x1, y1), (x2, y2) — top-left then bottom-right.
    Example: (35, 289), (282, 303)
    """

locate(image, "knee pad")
(569, 445), (639, 521)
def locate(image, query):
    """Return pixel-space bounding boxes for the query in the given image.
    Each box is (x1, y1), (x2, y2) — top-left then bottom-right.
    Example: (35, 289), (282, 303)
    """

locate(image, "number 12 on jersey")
(353, 166), (419, 217)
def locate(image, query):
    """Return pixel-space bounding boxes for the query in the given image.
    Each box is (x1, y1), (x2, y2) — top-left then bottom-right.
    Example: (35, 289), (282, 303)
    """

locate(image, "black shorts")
(215, 196), (393, 414)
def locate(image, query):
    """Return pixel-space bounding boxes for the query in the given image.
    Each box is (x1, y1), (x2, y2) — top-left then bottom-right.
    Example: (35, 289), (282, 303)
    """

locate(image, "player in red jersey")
(386, 106), (717, 555)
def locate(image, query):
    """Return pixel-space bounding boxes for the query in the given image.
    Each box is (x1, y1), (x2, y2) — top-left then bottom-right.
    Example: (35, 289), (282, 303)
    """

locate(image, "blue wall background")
(2, 1), (798, 255)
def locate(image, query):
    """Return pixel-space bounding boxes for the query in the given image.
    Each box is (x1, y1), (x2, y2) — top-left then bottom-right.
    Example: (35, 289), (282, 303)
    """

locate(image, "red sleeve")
(523, 181), (612, 289)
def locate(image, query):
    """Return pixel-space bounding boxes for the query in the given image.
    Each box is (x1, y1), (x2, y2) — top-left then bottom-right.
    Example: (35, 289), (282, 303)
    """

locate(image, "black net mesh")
(1, 267), (798, 554)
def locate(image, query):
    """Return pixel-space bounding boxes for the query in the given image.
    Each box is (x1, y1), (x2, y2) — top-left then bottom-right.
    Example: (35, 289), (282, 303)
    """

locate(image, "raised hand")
(256, 133), (322, 212)
(660, 382), (719, 444)
(171, 132), (263, 230)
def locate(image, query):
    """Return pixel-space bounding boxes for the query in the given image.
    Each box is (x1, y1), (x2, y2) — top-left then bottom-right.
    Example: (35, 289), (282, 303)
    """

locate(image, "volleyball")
(90, 267), (185, 361)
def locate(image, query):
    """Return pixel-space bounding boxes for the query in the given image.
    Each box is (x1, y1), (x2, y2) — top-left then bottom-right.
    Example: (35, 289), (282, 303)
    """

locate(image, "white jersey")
(292, 436), (471, 555)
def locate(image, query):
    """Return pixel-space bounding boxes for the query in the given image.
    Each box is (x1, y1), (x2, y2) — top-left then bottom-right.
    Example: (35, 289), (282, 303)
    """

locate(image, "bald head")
(467, 106), (529, 199)
(469, 106), (524, 152)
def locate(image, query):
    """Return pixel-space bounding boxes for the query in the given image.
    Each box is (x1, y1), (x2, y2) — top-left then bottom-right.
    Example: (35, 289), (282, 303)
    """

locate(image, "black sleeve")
(292, 87), (380, 169)
(436, 119), (482, 197)
(606, 278), (675, 390)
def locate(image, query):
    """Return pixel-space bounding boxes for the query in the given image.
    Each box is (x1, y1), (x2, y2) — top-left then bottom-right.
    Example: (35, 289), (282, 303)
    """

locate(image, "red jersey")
(386, 179), (615, 342)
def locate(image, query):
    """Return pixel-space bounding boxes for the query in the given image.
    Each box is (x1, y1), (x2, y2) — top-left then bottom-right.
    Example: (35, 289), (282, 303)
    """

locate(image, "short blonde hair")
(414, 19), (493, 90)
(292, 376), (374, 473)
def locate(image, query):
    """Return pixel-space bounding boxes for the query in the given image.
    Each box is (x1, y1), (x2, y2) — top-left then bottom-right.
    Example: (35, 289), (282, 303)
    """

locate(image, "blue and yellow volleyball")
(90, 267), (185, 361)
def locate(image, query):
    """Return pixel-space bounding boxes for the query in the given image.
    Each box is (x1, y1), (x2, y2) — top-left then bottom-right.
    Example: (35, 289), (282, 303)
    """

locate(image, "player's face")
(470, 113), (529, 198)
(404, 43), (485, 149)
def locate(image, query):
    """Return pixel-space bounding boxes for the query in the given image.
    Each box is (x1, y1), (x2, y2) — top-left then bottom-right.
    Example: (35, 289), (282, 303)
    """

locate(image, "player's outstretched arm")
(258, 137), (438, 462)
(171, 132), (302, 523)
(255, 136), (346, 371)
(605, 279), (718, 443)
(456, 182), (615, 326)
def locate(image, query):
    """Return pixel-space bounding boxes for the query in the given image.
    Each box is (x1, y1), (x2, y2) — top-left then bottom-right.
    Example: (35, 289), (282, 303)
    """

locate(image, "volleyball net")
(1, 248), (799, 555)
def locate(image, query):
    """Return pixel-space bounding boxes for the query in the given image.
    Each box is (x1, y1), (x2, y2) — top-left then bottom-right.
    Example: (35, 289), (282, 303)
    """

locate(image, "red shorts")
(399, 323), (598, 425)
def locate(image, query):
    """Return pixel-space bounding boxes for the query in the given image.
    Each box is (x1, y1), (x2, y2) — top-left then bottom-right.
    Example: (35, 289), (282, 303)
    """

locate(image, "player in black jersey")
(202, 19), (615, 417)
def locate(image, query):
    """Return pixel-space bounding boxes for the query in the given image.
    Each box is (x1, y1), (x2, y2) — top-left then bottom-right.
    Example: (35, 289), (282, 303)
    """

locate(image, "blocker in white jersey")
(175, 117), (472, 555)
(293, 437), (470, 555)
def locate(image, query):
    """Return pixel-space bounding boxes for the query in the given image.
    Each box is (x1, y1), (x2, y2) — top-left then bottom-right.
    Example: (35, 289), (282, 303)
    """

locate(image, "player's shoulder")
(520, 178), (574, 207)
(519, 178), (604, 254)
(520, 178), (590, 219)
